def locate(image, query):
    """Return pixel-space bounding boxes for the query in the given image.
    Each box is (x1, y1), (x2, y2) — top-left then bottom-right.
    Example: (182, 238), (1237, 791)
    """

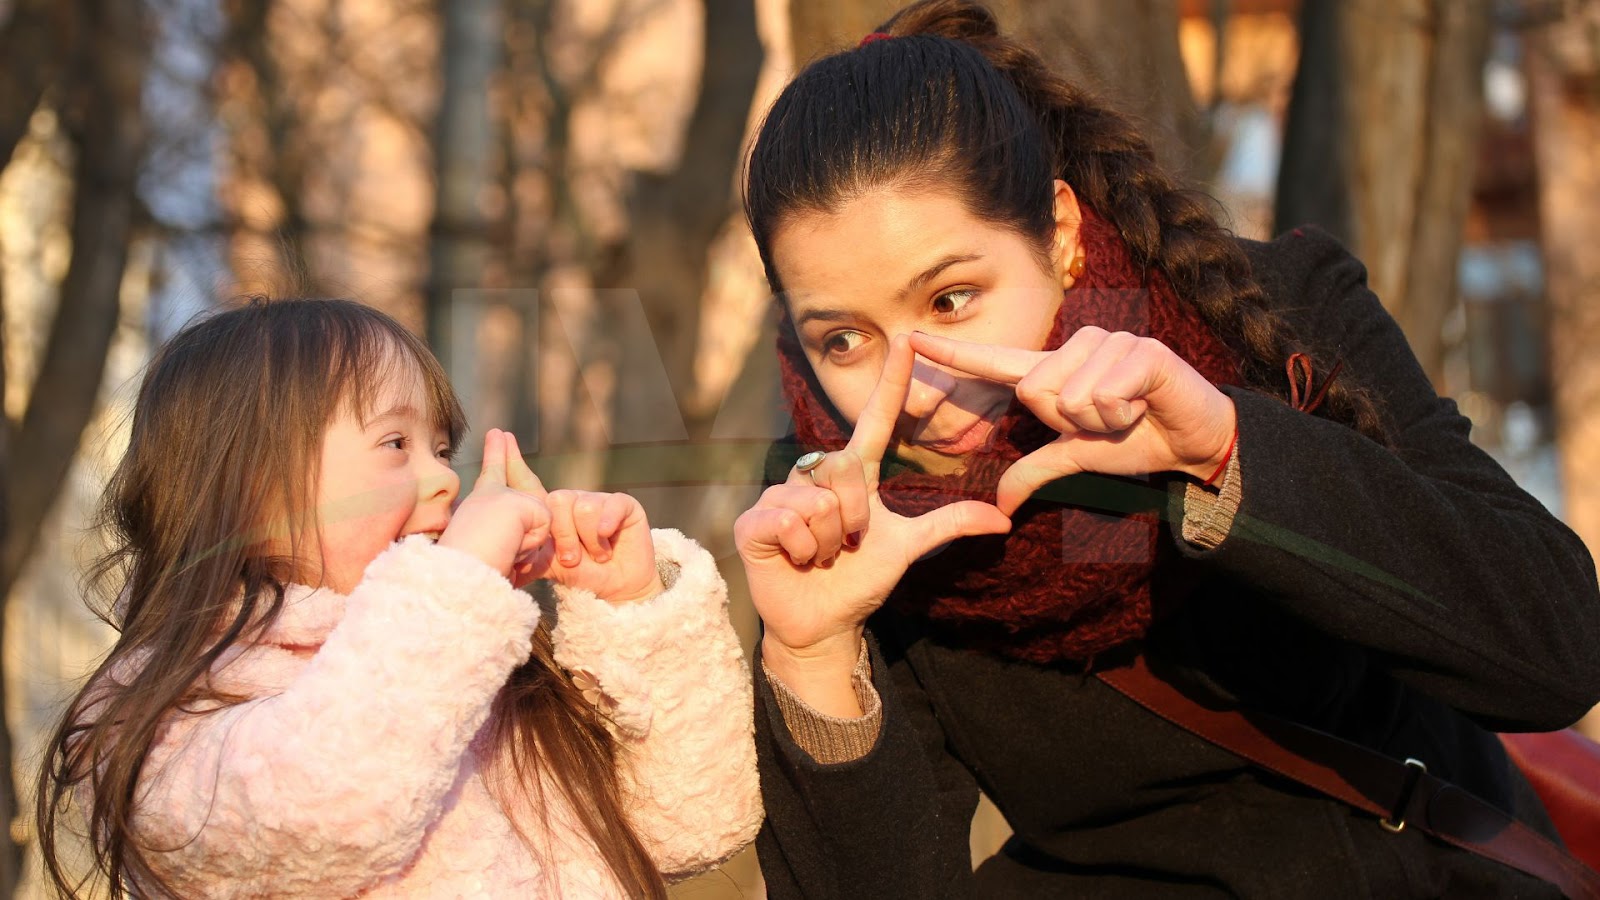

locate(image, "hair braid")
(881, 0), (1389, 442)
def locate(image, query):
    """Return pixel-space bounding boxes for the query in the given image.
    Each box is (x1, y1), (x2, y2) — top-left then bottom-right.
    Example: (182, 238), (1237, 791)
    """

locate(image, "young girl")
(35, 298), (760, 898)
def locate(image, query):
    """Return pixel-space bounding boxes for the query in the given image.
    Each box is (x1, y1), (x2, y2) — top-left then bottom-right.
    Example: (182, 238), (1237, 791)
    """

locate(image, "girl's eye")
(932, 289), (977, 317)
(435, 445), (453, 461)
(382, 436), (408, 451)
(822, 331), (866, 358)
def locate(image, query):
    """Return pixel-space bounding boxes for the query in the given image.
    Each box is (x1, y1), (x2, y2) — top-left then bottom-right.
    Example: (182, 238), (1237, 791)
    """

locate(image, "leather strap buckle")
(1380, 758), (1429, 833)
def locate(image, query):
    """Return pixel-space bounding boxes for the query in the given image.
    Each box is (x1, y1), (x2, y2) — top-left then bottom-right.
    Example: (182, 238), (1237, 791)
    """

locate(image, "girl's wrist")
(603, 575), (666, 604)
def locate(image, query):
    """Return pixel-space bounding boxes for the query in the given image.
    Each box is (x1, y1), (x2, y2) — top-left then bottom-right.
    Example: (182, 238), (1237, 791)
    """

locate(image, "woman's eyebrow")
(794, 307), (854, 328)
(793, 252), (986, 330)
(899, 253), (983, 301)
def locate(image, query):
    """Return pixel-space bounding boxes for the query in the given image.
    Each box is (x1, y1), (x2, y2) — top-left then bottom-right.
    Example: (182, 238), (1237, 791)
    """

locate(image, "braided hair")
(744, 0), (1386, 441)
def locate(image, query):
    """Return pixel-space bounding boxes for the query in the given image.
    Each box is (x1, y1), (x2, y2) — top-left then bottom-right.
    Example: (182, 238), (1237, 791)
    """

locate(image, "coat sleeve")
(753, 633), (980, 900)
(548, 528), (762, 880)
(134, 537), (539, 899)
(1170, 227), (1600, 731)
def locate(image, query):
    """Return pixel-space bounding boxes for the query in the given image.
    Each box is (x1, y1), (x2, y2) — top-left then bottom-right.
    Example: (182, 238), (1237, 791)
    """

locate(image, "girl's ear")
(1051, 179), (1086, 289)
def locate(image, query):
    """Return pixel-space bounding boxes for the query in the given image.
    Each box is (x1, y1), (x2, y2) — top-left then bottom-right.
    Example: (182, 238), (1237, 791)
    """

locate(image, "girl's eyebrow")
(366, 403), (423, 426)
(794, 252), (986, 330)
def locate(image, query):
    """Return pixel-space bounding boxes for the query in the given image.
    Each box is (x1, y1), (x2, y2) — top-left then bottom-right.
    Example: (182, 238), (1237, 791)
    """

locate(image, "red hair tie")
(1286, 352), (1343, 414)
(859, 31), (894, 47)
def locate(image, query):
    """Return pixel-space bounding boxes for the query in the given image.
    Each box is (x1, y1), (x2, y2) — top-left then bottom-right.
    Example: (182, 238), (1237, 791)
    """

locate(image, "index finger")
(503, 432), (547, 499)
(909, 332), (1049, 386)
(846, 334), (915, 464)
(477, 428), (507, 487)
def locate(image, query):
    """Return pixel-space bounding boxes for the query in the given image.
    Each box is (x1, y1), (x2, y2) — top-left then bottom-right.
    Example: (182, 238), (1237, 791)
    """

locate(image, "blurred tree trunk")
(1527, 0), (1600, 741)
(223, 0), (313, 280)
(0, 254), (10, 900)
(598, 0), (763, 443)
(1276, 0), (1490, 390)
(0, 0), (61, 171)
(0, 0), (148, 893)
(426, 0), (502, 376)
(789, 0), (1204, 179)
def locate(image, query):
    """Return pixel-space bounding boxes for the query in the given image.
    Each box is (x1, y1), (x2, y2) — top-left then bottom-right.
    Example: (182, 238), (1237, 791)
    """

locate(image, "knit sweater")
(122, 530), (760, 899)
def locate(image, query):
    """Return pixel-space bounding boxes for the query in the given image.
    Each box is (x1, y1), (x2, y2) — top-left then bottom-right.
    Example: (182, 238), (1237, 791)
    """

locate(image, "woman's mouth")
(914, 417), (996, 456)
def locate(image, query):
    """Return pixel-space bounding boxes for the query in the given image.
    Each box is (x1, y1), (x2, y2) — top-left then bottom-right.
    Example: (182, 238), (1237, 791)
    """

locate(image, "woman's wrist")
(761, 629), (867, 718)
(1180, 397), (1239, 482)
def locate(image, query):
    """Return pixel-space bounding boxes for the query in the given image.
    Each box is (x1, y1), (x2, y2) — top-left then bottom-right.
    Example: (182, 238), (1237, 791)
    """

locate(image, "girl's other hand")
(910, 328), (1239, 516)
(437, 429), (551, 579)
(736, 336), (1012, 674)
(516, 489), (663, 604)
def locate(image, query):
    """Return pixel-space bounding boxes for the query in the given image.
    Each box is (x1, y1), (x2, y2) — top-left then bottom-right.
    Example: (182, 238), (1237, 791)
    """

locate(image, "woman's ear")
(1051, 179), (1086, 289)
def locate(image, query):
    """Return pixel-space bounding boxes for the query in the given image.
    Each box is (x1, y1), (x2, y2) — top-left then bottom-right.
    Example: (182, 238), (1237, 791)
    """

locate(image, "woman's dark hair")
(744, 0), (1385, 440)
(35, 298), (665, 899)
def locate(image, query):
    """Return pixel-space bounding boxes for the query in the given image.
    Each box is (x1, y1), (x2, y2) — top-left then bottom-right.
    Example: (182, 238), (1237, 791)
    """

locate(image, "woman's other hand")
(911, 328), (1238, 516)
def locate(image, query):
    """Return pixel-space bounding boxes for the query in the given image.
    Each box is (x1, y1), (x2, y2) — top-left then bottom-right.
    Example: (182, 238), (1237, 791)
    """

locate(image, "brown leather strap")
(1097, 655), (1600, 899)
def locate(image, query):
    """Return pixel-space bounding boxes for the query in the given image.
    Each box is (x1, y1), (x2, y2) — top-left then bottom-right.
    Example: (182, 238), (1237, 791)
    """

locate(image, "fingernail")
(560, 551), (579, 565)
(844, 531), (862, 549)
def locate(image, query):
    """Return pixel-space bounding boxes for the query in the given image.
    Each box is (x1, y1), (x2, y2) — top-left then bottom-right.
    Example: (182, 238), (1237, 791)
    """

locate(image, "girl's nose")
(903, 358), (957, 424)
(421, 456), (461, 505)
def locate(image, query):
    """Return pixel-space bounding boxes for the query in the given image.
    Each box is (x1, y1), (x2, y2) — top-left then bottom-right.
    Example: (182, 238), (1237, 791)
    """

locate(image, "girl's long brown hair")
(34, 298), (665, 898)
(745, 0), (1387, 441)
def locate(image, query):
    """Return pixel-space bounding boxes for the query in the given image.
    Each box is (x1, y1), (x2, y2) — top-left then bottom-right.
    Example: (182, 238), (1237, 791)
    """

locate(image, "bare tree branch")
(603, 0), (764, 440)
(2, 0), (149, 601)
(0, 0), (66, 171)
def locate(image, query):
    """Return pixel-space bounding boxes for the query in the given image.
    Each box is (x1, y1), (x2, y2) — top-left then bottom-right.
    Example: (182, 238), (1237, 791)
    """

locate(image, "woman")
(733, 1), (1600, 897)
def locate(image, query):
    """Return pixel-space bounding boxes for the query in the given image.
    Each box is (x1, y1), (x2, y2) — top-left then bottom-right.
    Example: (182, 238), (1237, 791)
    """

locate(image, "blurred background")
(2, 0), (1598, 896)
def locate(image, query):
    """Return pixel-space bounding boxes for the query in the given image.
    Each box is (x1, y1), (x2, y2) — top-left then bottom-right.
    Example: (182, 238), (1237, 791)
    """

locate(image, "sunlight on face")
(307, 362), (461, 593)
(772, 185), (1077, 465)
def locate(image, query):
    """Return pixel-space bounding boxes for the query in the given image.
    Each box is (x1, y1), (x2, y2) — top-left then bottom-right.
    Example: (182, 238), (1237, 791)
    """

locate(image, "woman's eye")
(822, 331), (865, 357)
(932, 289), (977, 316)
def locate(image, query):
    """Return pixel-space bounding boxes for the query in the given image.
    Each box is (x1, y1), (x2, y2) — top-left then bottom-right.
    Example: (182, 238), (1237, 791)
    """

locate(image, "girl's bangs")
(328, 313), (468, 451)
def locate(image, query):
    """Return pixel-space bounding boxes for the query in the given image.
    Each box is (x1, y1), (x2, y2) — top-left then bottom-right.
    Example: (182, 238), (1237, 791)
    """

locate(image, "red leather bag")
(1500, 730), (1600, 874)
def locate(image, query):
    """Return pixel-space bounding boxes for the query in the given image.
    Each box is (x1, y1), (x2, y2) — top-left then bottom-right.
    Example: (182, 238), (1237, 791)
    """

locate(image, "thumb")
(996, 445), (1081, 516)
(904, 500), (1012, 562)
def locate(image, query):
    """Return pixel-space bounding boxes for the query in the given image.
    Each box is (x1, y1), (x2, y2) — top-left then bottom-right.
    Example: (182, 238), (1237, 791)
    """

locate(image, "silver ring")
(794, 450), (827, 473)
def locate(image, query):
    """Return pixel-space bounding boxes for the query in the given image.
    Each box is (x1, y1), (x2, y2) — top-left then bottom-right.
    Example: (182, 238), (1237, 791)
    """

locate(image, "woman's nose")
(903, 358), (957, 424)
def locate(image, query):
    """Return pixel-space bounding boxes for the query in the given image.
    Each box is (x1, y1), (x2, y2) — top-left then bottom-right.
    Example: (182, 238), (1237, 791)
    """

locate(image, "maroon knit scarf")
(776, 207), (1245, 664)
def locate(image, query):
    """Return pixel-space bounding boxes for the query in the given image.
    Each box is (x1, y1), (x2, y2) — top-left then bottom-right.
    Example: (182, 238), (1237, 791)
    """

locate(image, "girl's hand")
(437, 429), (551, 578)
(910, 328), (1238, 516)
(736, 336), (1013, 669)
(516, 489), (664, 604)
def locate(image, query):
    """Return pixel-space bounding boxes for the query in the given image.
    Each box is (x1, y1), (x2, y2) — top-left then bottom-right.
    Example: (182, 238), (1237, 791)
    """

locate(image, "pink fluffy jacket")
(123, 529), (760, 898)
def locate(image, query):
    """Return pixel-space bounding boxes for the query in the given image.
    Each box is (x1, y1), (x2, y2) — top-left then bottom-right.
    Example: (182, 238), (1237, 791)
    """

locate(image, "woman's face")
(771, 183), (1081, 462)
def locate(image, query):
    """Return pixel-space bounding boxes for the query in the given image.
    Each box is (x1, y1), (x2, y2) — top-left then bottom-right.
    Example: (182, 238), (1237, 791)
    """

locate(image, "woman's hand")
(437, 429), (551, 578)
(910, 328), (1238, 516)
(736, 336), (1012, 707)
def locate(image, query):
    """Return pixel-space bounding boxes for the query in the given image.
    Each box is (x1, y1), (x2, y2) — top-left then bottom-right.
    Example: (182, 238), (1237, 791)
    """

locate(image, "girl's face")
(308, 362), (460, 593)
(771, 183), (1081, 463)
